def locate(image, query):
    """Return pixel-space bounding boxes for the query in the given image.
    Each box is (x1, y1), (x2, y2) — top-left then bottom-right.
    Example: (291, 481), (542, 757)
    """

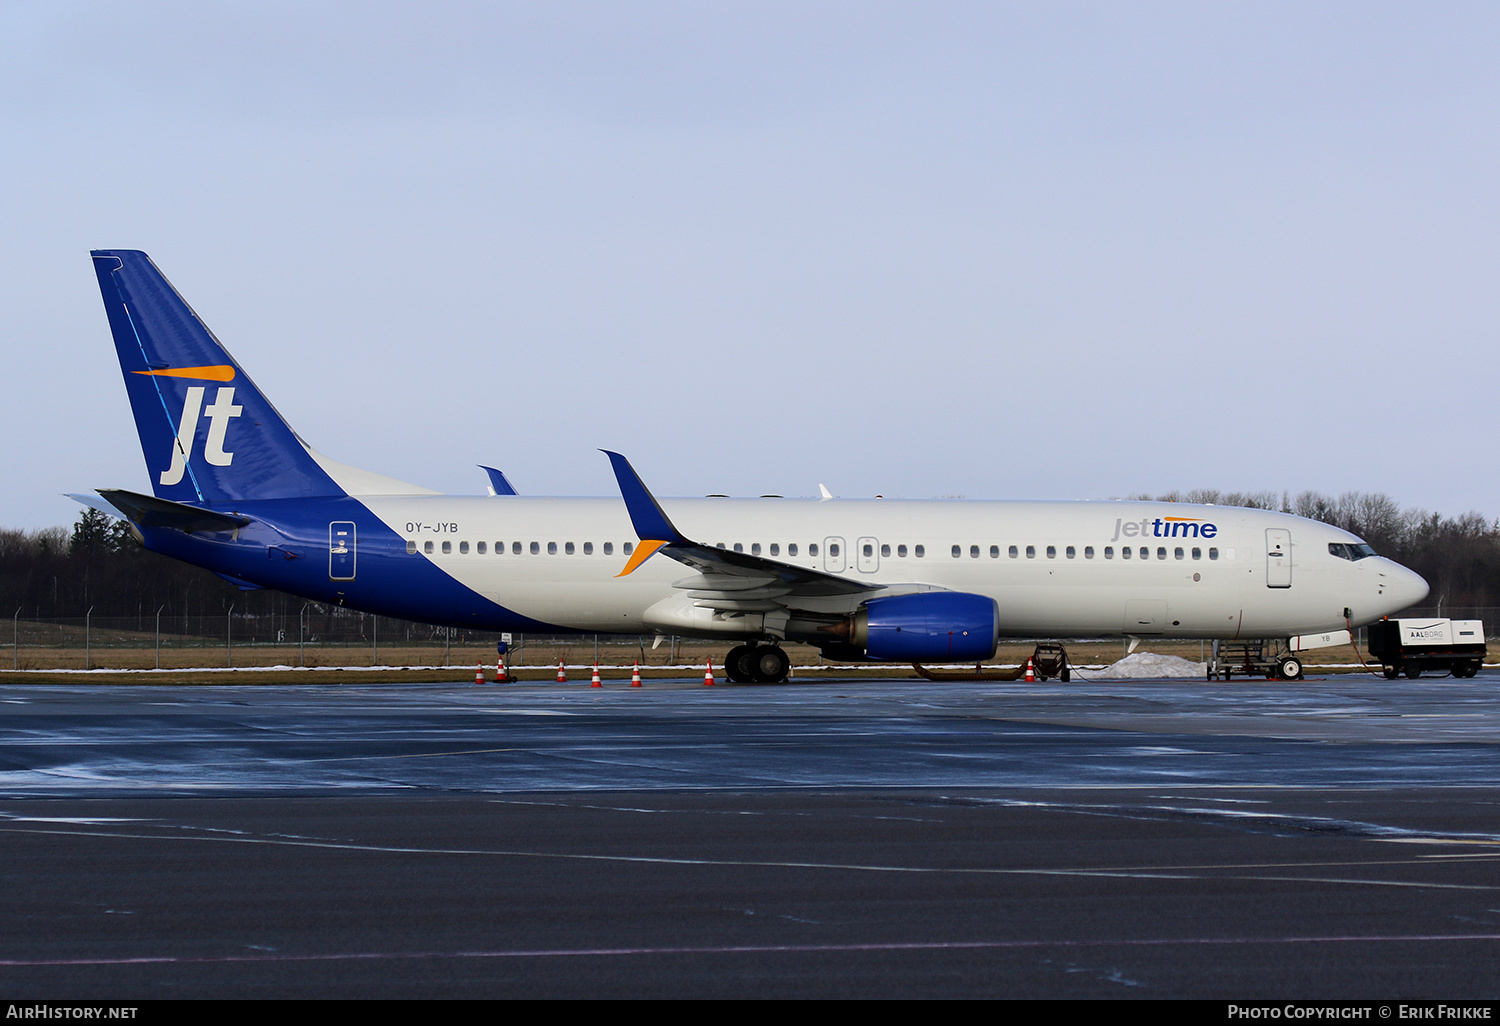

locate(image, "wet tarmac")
(1, 671), (1497, 997)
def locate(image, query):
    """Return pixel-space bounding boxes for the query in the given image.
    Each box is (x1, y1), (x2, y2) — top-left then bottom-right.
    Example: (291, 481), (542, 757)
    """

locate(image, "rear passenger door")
(1266, 529), (1291, 588)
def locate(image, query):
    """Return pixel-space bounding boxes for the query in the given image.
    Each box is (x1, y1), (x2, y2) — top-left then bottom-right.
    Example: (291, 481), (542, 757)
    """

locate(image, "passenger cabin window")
(1192, 547), (1201, 560)
(442, 541), (452, 554)
(424, 541), (434, 554)
(1026, 545), (1036, 559)
(970, 545), (979, 558)
(547, 542), (557, 555)
(1046, 545), (1056, 559)
(1157, 547), (1166, 560)
(459, 541), (469, 554)
(990, 545), (999, 558)
(752, 543), (761, 555)
(565, 542), (575, 555)
(407, 540), (417, 554)
(513, 542), (522, 554)
(603, 542), (613, 555)
(530, 542), (539, 555)
(1084, 546), (1094, 559)
(880, 544), (890, 557)
(864, 544), (874, 557)
(1104, 546), (1114, 558)
(1122, 546), (1132, 559)
(1174, 547), (1184, 559)
(770, 543), (780, 556)
(1208, 548), (1219, 560)
(584, 542), (593, 555)
(733, 543), (743, 553)
(623, 542), (634, 555)
(915, 545), (925, 557)
(1009, 545), (1018, 558)
(789, 544), (799, 556)
(897, 545), (907, 557)
(1066, 546), (1075, 559)
(810, 544), (819, 557)
(952, 545), (961, 558)
(476, 542), (486, 554)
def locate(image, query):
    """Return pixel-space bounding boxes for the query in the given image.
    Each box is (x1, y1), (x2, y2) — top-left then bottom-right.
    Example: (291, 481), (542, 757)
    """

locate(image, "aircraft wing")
(602, 451), (879, 606)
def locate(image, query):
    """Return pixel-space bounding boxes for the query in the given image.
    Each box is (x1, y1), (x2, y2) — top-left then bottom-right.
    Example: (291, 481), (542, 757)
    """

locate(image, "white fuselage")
(357, 495), (1428, 641)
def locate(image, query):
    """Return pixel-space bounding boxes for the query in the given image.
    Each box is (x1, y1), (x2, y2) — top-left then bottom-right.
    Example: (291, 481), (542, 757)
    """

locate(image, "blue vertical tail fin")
(92, 250), (345, 504)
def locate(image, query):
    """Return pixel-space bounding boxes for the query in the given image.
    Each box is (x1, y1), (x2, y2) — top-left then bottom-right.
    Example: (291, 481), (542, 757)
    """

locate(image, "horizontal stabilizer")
(65, 493), (125, 518)
(96, 489), (251, 534)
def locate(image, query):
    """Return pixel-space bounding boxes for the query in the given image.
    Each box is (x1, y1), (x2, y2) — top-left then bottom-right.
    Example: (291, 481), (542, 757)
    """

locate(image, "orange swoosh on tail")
(132, 365), (236, 382)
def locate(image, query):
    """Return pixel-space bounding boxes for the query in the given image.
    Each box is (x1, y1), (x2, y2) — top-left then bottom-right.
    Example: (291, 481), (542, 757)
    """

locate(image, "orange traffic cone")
(494, 656), (508, 683)
(590, 662), (602, 688)
(630, 661), (642, 688)
(703, 659), (715, 686)
(1024, 658), (1036, 683)
(475, 662), (485, 685)
(556, 660), (567, 684)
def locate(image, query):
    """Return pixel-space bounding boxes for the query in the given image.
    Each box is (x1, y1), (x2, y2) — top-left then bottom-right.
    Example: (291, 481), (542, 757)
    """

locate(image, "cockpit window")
(1329, 542), (1377, 561)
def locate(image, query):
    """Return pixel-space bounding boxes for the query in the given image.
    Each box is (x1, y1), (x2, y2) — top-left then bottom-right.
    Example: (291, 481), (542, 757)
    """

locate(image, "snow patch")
(1098, 652), (1206, 679)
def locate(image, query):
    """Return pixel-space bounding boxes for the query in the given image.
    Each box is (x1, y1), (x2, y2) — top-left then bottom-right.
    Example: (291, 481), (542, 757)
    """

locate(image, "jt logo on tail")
(158, 385), (243, 485)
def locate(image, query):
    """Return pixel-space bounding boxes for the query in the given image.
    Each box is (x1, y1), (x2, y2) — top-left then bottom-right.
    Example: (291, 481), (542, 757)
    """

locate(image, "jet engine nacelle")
(827, 592), (1000, 662)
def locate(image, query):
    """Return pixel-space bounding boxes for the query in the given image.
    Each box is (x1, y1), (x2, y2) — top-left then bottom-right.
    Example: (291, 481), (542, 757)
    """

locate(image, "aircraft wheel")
(724, 645), (754, 683)
(750, 646), (791, 684)
(1278, 657), (1302, 681)
(1404, 663), (1422, 679)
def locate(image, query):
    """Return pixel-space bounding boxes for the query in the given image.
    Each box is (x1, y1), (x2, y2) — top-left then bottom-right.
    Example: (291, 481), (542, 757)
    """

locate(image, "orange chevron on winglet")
(132, 365), (236, 382)
(616, 538), (667, 577)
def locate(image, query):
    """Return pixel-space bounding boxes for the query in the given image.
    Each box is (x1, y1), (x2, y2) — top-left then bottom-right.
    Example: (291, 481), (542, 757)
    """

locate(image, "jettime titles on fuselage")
(1110, 517), (1218, 542)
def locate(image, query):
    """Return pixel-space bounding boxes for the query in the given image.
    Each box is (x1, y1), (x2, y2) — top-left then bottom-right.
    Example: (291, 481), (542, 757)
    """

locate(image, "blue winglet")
(601, 451), (690, 544)
(479, 466), (518, 496)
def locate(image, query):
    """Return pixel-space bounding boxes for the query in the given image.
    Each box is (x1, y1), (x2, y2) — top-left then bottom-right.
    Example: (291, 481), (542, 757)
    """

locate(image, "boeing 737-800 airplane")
(81, 250), (1428, 682)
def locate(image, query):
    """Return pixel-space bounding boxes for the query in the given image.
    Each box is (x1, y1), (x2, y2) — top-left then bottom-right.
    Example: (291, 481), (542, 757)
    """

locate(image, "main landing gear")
(723, 644), (791, 684)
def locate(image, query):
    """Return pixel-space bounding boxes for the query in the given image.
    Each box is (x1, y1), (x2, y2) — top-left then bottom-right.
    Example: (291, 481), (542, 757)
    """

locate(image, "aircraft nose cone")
(1385, 562), (1430, 613)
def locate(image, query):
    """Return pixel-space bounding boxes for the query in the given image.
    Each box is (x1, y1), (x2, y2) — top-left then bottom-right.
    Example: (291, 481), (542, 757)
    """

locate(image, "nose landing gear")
(723, 644), (791, 683)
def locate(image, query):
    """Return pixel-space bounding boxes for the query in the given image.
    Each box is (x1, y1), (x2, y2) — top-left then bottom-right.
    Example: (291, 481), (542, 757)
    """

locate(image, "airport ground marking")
(2, 823), (1499, 893)
(3, 932), (1500, 969)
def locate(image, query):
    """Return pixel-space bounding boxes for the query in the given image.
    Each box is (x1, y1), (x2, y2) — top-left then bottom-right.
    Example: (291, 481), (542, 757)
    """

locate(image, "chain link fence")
(6, 606), (1493, 672)
(3, 607), (811, 671)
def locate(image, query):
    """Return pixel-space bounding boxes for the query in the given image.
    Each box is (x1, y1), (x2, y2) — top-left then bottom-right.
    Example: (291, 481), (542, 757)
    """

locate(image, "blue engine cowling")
(842, 592), (1000, 662)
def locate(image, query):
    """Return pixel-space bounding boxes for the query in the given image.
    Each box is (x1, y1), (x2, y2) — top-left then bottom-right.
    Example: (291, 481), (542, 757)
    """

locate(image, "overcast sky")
(3, 2), (1497, 531)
